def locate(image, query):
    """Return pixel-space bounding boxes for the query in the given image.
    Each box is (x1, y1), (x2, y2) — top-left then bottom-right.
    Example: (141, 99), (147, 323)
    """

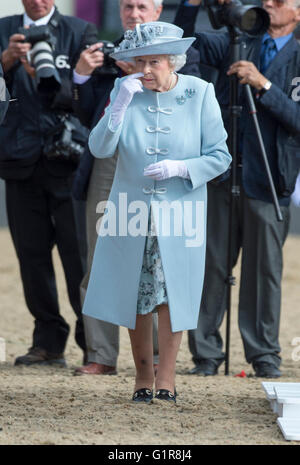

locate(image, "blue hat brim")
(110, 37), (196, 62)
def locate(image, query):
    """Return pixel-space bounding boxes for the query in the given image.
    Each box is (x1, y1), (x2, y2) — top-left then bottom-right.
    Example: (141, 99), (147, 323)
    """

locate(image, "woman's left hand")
(143, 160), (189, 181)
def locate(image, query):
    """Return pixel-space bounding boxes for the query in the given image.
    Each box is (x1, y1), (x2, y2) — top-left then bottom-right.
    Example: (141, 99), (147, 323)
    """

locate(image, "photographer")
(175, 0), (300, 377)
(0, 0), (98, 367)
(72, 0), (201, 377)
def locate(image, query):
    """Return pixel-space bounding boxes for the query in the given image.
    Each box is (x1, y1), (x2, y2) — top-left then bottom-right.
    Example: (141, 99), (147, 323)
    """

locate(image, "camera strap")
(47, 8), (62, 32)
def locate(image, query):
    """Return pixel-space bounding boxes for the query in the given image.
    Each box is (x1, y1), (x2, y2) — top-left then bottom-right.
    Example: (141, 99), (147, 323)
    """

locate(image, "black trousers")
(188, 180), (290, 368)
(5, 160), (86, 354)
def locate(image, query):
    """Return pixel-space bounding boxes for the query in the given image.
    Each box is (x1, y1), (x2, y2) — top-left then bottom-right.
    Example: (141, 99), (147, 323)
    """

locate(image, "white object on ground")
(277, 418), (300, 441)
(274, 386), (300, 418)
(261, 381), (300, 413)
(261, 382), (300, 441)
(262, 382), (300, 414)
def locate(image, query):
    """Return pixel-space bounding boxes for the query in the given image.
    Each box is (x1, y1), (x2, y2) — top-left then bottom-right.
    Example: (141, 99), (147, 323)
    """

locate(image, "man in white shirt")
(0, 0), (97, 367)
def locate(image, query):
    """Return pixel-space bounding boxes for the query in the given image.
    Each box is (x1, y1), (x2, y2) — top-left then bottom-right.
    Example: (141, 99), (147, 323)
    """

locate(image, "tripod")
(224, 26), (283, 376)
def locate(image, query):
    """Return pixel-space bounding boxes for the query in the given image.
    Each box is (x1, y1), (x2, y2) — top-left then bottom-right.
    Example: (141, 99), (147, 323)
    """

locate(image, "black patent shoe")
(155, 389), (177, 403)
(132, 388), (153, 403)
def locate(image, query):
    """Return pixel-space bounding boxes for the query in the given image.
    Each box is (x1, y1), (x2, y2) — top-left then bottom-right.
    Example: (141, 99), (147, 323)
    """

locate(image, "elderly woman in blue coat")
(83, 22), (231, 403)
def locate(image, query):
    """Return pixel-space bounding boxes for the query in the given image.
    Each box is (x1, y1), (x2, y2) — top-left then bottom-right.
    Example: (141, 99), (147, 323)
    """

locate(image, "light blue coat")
(82, 74), (231, 332)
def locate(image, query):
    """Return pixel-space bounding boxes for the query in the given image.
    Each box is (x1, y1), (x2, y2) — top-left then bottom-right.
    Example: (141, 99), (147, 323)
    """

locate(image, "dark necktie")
(260, 38), (277, 74)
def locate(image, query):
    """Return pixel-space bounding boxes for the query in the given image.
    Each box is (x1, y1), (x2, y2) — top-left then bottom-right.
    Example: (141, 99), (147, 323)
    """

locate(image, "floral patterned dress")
(136, 210), (168, 315)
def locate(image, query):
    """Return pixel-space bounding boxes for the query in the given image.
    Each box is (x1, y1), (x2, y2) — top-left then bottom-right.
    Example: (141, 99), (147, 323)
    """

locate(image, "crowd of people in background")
(0, 0), (299, 399)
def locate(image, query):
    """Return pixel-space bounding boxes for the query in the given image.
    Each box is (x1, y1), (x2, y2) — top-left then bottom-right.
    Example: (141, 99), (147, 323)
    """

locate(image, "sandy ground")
(0, 227), (300, 446)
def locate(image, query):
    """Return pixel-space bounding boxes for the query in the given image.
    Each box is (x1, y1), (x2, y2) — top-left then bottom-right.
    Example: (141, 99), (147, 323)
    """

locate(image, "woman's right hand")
(110, 73), (144, 129)
(118, 72), (144, 106)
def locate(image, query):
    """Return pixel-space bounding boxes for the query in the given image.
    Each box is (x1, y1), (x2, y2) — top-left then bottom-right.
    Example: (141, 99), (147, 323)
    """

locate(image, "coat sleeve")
(174, 1), (201, 38)
(184, 83), (231, 190)
(258, 82), (300, 135)
(72, 74), (114, 129)
(88, 78), (123, 158)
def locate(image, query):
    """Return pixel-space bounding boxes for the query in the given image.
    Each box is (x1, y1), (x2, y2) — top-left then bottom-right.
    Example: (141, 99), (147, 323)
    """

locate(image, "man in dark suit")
(175, 0), (300, 378)
(0, 0), (97, 366)
(72, 0), (201, 376)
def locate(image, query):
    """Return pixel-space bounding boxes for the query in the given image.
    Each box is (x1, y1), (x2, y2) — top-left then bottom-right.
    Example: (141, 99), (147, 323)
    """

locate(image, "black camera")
(92, 40), (119, 76)
(204, 0), (270, 36)
(43, 115), (85, 165)
(18, 24), (61, 93)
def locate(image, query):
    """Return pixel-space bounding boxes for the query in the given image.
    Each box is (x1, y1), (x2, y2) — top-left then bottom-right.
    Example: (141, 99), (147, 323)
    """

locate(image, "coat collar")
(23, 6), (55, 27)
(14, 7), (61, 31)
(243, 34), (298, 79)
(263, 35), (299, 79)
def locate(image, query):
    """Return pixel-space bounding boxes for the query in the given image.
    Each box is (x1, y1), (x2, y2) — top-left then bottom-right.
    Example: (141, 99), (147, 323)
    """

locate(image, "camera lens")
(31, 42), (56, 75)
(241, 10), (257, 32)
(240, 8), (269, 35)
(30, 41), (61, 93)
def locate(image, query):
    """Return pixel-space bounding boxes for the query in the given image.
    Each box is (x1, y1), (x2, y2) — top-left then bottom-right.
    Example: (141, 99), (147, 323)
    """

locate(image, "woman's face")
(134, 55), (174, 92)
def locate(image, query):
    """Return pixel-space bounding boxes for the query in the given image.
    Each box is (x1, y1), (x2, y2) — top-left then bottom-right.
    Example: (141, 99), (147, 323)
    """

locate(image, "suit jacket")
(72, 43), (201, 200)
(174, 2), (300, 205)
(82, 74), (231, 331)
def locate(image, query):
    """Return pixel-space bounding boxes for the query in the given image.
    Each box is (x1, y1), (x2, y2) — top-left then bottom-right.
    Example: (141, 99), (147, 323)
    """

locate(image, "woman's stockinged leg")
(155, 305), (183, 394)
(128, 313), (155, 392)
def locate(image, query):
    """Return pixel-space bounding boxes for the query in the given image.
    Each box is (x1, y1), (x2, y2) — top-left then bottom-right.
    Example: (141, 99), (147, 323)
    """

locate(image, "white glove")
(110, 72), (144, 129)
(143, 159), (190, 181)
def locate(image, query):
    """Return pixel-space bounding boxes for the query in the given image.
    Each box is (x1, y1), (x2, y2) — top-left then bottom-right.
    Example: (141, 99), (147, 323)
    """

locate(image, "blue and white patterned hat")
(110, 22), (196, 61)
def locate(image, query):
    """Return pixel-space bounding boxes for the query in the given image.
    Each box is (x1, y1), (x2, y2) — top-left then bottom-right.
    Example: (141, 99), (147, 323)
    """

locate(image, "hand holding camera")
(11, 24), (62, 94)
(75, 41), (137, 78)
(1, 33), (32, 73)
(75, 42), (104, 76)
(76, 41), (121, 77)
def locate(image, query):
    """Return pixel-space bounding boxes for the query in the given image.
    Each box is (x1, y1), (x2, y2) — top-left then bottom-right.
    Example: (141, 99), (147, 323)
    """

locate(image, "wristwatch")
(257, 80), (272, 98)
